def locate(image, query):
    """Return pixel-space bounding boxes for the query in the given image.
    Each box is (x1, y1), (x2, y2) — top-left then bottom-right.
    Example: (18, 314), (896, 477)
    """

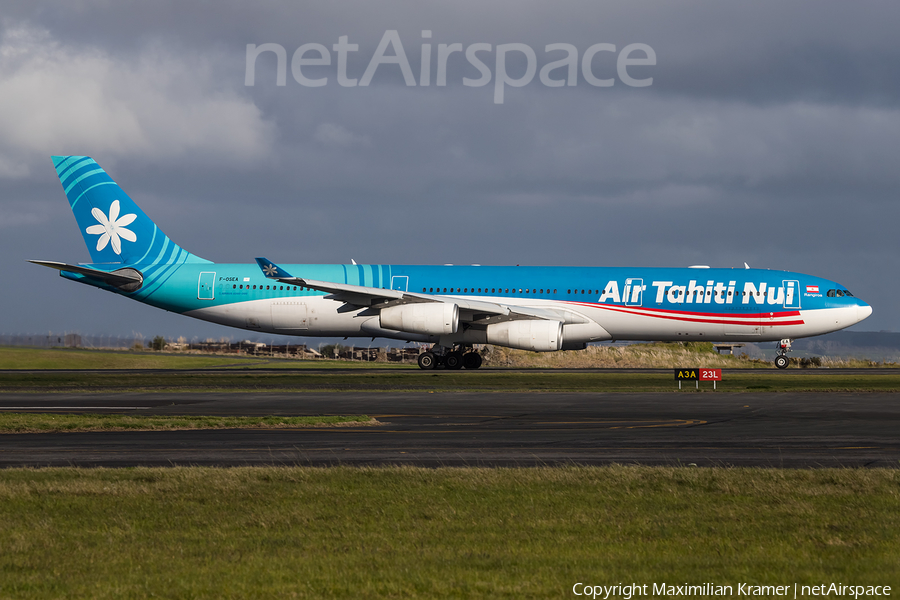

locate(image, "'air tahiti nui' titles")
(597, 280), (796, 306)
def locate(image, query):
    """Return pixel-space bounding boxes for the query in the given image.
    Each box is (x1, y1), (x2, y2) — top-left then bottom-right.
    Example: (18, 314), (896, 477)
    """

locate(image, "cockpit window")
(827, 288), (854, 298)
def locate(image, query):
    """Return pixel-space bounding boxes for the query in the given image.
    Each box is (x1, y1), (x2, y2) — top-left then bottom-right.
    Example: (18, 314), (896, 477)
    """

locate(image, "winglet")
(255, 258), (294, 279)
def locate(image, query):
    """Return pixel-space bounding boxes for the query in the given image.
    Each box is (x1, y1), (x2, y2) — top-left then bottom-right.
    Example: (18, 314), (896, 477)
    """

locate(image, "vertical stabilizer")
(51, 156), (209, 265)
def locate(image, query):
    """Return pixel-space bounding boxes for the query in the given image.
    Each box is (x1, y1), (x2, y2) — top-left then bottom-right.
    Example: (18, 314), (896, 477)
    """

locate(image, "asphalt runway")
(1, 391), (898, 468)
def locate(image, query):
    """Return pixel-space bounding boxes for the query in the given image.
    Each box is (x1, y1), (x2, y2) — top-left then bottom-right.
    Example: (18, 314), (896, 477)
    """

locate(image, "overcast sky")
(2, 0), (898, 343)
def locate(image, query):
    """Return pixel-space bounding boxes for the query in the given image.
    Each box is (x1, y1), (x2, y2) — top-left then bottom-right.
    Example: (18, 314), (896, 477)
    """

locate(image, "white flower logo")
(263, 264), (278, 276)
(86, 200), (137, 255)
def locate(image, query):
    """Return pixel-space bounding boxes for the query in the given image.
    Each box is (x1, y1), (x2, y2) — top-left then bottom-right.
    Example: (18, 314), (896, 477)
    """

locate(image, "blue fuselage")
(64, 262), (870, 344)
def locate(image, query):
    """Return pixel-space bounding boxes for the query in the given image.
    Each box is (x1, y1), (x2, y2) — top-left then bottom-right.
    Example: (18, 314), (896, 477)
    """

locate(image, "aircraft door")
(198, 272), (215, 300)
(783, 280), (800, 309)
(391, 276), (409, 292)
(624, 278), (643, 307)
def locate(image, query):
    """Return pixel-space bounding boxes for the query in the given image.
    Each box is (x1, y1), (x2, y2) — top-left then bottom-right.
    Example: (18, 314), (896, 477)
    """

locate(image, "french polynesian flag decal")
(807, 285), (819, 293)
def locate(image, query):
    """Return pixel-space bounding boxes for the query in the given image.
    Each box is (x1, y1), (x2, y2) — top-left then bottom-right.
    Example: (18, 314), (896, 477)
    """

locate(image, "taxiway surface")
(1, 391), (898, 468)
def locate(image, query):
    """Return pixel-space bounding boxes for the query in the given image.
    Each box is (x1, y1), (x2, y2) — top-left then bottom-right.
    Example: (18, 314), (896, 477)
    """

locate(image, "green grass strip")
(0, 347), (409, 370)
(0, 413), (374, 433)
(0, 466), (897, 598)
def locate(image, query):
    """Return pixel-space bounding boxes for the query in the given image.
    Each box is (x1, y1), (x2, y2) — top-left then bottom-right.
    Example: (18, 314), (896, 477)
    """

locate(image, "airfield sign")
(675, 368), (722, 390)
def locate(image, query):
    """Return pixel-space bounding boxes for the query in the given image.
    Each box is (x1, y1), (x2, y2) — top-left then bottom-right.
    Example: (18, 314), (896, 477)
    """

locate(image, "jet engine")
(379, 303), (459, 336)
(486, 320), (563, 352)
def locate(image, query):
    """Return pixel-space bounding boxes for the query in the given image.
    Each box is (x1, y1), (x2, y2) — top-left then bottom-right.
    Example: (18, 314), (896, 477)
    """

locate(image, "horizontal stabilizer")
(29, 260), (143, 290)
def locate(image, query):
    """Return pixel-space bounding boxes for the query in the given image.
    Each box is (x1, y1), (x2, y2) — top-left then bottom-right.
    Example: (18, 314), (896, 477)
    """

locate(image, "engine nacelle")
(380, 303), (459, 336)
(486, 320), (563, 352)
(562, 321), (612, 345)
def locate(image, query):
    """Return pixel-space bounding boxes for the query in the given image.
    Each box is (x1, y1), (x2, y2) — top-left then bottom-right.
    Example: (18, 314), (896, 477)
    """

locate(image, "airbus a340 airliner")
(32, 156), (872, 369)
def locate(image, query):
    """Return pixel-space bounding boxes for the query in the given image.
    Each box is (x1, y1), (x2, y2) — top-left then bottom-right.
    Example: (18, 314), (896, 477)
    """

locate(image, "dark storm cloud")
(9, 0), (899, 104)
(1, 0), (898, 338)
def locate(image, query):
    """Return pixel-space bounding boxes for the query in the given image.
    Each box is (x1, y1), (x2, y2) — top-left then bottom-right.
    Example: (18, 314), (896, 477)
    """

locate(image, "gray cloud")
(0, 23), (275, 176)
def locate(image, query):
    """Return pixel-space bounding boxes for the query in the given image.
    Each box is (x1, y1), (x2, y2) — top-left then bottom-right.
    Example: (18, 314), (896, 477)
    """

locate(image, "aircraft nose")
(857, 303), (873, 323)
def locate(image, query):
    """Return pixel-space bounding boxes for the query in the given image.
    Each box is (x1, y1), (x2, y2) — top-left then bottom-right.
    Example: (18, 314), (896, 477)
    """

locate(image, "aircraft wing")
(254, 258), (588, 325)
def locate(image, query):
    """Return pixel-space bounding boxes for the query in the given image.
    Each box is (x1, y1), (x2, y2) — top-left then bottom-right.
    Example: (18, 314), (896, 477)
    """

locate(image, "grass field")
(0, 413), (374, 433)
(0, 466), (897, 599)
(0, 346), (405, 370)
(3, 344), (896, 373)
(484, 342), (896, 369)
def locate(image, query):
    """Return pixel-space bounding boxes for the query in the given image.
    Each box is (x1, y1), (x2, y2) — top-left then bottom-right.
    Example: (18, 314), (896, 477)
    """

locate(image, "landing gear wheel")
(444, 351), (464, 370)
(463, 352), (483, 370)
(417, 352), (436, 370)
(774, 355), (789, 369)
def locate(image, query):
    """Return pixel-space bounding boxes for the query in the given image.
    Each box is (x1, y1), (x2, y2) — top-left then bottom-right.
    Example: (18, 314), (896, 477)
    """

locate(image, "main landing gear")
(774, 338), (792, 369)
(417, 345), (483, 370)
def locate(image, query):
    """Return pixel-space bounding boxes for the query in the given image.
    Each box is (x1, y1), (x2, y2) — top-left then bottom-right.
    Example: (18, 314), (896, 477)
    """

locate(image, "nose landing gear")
(774, 339), (792, 369)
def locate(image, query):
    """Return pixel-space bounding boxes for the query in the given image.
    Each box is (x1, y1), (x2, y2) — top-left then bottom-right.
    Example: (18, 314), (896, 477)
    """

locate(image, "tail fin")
(52, 156), (209, 265)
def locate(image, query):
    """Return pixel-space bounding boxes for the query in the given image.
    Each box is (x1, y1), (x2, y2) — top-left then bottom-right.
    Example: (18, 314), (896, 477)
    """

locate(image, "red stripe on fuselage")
(564, 301), (805, 326)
